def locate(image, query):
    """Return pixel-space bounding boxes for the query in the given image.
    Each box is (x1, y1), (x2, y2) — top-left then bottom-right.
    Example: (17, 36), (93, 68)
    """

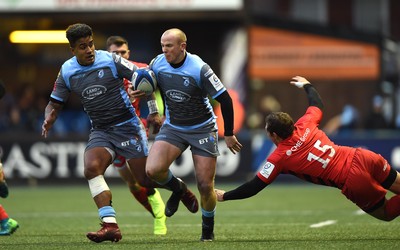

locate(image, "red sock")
(132, 187), (154, 217)
(385, 194), (400, 220)
(0, 205), (9, 221)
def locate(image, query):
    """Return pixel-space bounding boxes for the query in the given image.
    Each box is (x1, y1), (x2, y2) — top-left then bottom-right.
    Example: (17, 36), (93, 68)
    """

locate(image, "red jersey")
(124, 61), (148, 118)
(257, 106), (356, 189)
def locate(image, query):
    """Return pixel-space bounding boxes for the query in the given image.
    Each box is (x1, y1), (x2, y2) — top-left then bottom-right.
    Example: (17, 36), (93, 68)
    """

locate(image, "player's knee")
(146, 165), (157, 179)
(197, 181), (214, 196)
(84, 160), (103, 179)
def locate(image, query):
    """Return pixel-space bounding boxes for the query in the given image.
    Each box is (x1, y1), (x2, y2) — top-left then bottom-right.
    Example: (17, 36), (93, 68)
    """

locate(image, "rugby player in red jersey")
(216, 76), (400, 222)
(106, 36), (166, 235)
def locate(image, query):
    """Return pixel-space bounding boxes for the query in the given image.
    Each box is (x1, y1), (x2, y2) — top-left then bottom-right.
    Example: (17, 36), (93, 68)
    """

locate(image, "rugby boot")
(86, 222), (121, 243)
(148, 189), (167, 235)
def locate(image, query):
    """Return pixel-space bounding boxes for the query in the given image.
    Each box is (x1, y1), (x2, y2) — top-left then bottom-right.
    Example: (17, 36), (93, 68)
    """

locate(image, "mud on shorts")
(154, 122), (220, 157)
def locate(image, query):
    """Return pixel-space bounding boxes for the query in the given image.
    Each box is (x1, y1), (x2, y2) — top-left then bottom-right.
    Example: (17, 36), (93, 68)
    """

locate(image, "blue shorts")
(86, 116), (148, 160)
(155, 122), (219, 157)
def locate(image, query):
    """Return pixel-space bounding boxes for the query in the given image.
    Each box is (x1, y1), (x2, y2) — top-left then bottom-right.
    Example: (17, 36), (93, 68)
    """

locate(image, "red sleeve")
(256, 160), (280, 185)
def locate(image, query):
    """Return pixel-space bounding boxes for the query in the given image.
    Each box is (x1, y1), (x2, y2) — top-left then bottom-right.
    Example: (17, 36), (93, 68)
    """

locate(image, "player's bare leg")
(193, 155), (217, 242)
(369, 172), (400, 221)
(146, 141), (199, 217)
(84, 147), (122, 243)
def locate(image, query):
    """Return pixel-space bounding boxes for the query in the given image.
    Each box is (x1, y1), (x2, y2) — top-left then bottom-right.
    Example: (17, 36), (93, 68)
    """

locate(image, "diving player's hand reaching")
(214, 189), (226, 201)
(290, 76), (311, 89)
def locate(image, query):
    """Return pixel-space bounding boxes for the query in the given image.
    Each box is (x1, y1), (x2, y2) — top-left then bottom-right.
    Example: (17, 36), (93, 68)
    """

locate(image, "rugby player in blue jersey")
(41, 23), (163, 243)
(134, 28), (243, 241)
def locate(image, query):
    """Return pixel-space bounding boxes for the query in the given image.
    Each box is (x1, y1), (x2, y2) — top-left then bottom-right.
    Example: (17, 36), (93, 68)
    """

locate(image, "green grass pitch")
(1, 183), (399, 249)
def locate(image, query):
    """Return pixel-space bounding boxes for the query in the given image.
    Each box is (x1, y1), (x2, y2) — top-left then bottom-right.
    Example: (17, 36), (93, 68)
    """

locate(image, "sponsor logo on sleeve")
(259, 161), (275, 179)
(208, 74), (224, 91)
(120, 58), (134, 71)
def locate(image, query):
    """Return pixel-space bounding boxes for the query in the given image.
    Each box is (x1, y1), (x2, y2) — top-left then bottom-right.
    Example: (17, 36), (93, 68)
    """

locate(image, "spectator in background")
(0, 84), (52, 134)
(106, 35), (167, 235)
(0, 82), (16, 132)
(323, 104), (360, 136)
(364, 95), (390, 130)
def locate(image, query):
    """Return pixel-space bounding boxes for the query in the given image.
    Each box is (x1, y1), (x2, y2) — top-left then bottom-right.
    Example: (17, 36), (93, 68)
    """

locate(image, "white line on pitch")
(309, 220), (337, 228)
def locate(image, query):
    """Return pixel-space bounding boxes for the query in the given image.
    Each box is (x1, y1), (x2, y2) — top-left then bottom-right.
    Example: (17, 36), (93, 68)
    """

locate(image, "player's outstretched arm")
(215, 176), (268, 201)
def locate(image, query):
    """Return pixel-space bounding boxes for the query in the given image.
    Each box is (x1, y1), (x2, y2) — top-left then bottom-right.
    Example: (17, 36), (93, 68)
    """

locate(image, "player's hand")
(146, 113), (163, 134)
(127, 84), (146, 100)
(0, 162), (5, 183)
(214, 189), (226, 201)
(41, 109), (57, 138)
(290, 76), (310, 88)
(224, 135), (242, 154)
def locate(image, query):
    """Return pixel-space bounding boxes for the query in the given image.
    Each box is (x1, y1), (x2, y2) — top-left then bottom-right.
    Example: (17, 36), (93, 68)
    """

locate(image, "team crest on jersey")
(208, 74), (224, 91)
(98, 69), (104, 79)
(129, 137), (142, 152)
(183, 77), (190, 86)
(259, 162), (275, 179)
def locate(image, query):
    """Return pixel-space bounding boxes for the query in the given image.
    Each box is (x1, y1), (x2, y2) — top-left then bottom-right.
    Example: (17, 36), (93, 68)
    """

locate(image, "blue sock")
(201, 207), (216, 218)
(99, 206), (116, 219)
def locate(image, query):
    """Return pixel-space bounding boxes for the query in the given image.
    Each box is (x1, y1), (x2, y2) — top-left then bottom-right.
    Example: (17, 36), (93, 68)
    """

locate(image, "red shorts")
(341, 148), (392, 212)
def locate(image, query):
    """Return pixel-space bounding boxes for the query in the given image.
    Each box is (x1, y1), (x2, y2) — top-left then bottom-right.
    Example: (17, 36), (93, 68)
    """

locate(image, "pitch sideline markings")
(309, 220), (337, 228)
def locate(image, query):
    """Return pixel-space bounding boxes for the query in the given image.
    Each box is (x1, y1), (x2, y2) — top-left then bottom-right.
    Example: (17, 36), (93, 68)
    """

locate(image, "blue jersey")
(150, 52), (226, 129)
(50, 50), (138, 129)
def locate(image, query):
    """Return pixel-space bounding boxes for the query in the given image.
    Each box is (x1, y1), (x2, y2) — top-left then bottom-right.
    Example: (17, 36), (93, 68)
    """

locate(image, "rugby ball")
(131, 68), (157, 96)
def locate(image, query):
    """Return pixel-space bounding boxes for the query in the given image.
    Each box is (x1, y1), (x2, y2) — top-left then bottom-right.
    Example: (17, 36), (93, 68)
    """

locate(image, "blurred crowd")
(323, 94), (399, 136)
(0, 83), (91, 136)
(0, 82), (398, 137)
